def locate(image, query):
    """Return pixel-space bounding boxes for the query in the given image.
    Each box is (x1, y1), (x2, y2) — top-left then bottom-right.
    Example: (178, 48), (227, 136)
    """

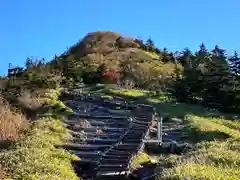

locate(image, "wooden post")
(157, 116), (163, 145)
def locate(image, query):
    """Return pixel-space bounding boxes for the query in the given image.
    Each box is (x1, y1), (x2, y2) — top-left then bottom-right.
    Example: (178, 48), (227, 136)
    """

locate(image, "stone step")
(103, 127), (127, 133)
(91, 120), (129, 125)
(84, 139), (119, 145)
(124, 131), (144, 135)
(88, 123), (128, 128)
(111, 116), (128, 120)
(72, 152), (100, 159)
(71, 127), (127, 133)
(79, 156), (100, 161)
(98, 164), (128, 171)
(95, 175), (128, 180)
(100, 159), (129, 165)
(103, 154), (131, 159)
(84, 131), (123, 136)
(130, 127), (148, 131)
(86, 133), (124, 139)
(123, 133), (144, 138)
(163, 131), (183, 136)
(112, 146), (138, 152)
(71, 150), (101, 155)
(122, 136), (143, 141)
(65, 120), (113, 125)
(73, 159), (99, 165)
(121, 139), (141, 143)
(57, 143), (111, 151)
(96, 170), (128, 179)
(107, 150), (131, 155)
(132, 119), (150, 124)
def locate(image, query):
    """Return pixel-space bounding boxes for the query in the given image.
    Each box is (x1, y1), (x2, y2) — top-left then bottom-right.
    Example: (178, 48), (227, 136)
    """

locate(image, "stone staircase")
(59, 91), (155, 180)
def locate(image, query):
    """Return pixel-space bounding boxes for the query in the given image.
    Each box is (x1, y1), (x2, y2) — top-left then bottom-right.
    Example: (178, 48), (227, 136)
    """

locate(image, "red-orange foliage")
(102, 71), (120, 84)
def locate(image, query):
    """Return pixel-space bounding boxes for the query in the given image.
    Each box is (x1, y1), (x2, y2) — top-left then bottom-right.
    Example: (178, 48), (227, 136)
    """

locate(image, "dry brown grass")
(17, 89), (43, 111)
(0, 169), (6, 180)
(0, 77), (8, 90)
(0, 165), (6, 179)
(0, 96), (27, 143)
(15, 89), (47, 120)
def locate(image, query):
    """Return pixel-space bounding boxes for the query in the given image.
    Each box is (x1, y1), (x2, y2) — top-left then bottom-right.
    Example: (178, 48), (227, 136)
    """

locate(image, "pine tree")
(228, 51), (240, 111)
(228, 51), (240, 76)
(25, 57), (33, 69)
(145, 37), (155, 52)
(195, 43), (210, 66)
(172, 48), (200, 103)
(202, 45), (232, 109)
(161, 48), (175, 63)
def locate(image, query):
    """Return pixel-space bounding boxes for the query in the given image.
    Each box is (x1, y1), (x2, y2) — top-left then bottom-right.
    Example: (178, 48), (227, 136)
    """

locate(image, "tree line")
(144, 39), (240, 113)
(4, 35), (240, 114)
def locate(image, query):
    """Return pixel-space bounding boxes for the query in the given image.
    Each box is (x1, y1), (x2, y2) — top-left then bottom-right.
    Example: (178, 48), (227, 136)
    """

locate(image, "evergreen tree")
(145, 37), (155, 52)
(135, 38), (145, 49)
(195, 43), (210, 66)
(161, 48), (171, 63)
(25, 57), (33, 69)
(172, 49), (198, 103)
(229, 51), (240, 76)
(202, 45), (232, 109)
(228, 51), (240, 111)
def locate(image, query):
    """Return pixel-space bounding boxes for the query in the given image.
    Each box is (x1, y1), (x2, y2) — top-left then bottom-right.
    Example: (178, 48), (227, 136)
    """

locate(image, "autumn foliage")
(0, 96), (27, 144)
(102, 71), (120, 84)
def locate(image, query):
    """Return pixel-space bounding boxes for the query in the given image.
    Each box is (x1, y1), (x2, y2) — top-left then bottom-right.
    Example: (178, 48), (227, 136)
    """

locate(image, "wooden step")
(57, 143), (111, 151)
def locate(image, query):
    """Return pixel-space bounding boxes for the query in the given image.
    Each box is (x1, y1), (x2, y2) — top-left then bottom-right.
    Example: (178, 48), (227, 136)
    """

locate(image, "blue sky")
(0, 0), (239, 75)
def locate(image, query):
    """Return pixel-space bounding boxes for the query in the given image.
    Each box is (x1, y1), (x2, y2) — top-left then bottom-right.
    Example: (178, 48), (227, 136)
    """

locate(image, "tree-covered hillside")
(48, 31), (240, 113)
(49, 31), (181, 89)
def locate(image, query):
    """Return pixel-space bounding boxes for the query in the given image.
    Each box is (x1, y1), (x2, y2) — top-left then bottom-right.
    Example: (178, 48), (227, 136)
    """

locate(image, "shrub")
(116, 37), (140, 48)
(102, 71), (120, 84)
(0, 167), (6, 180)
(0, 96), (27, 144)
(17, 89), (42, 111)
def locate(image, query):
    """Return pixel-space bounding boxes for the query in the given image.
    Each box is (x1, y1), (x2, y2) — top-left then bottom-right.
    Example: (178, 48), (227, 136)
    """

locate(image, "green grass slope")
(0, 89), (79, 180)
(104, 89), (240, 180)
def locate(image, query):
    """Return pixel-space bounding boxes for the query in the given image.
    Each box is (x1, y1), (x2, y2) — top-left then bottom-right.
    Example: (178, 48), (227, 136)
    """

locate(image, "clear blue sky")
(1, 0), (239, 75)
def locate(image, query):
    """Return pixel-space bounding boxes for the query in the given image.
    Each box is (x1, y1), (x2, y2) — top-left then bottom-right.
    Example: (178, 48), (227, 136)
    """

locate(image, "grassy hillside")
(105, 89), (240, 180)
(0, 88), (79, 179)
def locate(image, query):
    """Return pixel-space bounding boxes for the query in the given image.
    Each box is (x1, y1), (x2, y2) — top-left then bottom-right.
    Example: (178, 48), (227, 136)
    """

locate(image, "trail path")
(59, 91), (155, 179)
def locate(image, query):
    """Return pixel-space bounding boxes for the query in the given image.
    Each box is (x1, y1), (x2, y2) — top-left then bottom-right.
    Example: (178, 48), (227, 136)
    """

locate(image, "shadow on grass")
(129, 162), (158, 180)
(104, 90), (233, 144)
(104, 90), (204, 118)
(0, 140), (13, 149)
(99, 89), (240, 179)
(104, 89), (240, 120)
(183, 126), (231, 143)
(71, 160), (96, 179)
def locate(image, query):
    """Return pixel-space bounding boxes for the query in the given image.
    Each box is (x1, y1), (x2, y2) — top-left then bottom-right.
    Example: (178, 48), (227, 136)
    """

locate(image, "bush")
(102, 71), (120, 84)
(0, 96), (27, 144)
(116, 37), (140, 48)
(17, 89), (43, 111)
